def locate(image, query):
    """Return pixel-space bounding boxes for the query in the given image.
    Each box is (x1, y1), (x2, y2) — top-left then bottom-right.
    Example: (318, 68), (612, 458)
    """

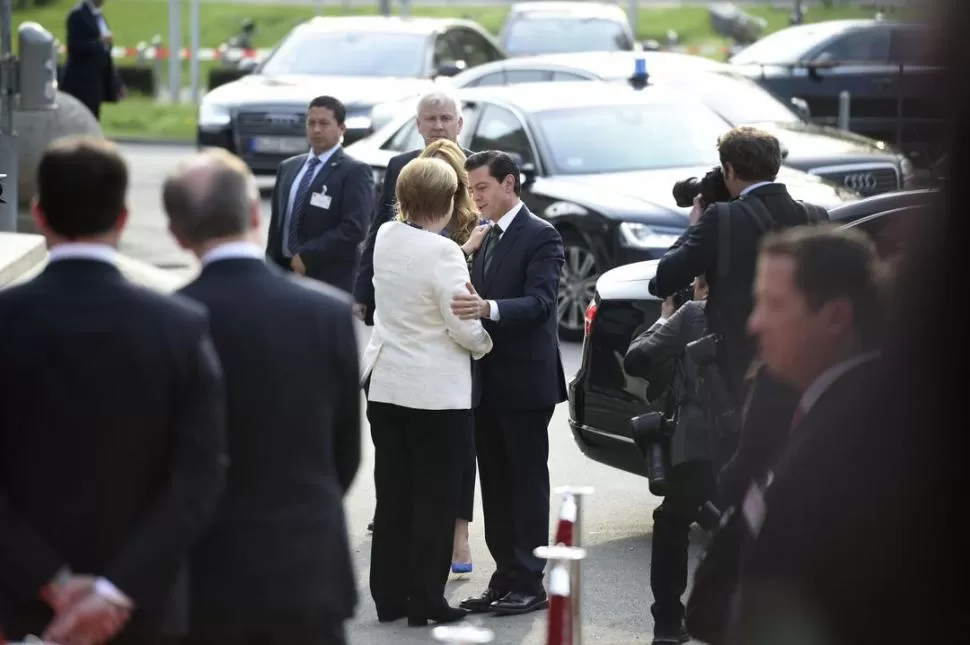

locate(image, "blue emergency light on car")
(629, 57), (649, 90)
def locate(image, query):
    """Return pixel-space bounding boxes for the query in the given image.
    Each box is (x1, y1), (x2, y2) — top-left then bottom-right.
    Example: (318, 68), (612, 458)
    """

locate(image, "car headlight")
(345, 115), (373, 131)
(619, 222), (681, 249)
(198, 102), (231, 130)
(898, 154), (915, 188)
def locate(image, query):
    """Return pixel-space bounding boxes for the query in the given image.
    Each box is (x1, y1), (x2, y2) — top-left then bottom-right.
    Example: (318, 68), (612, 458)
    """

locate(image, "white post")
(189, 0), (200, 102)
(167, 0), (182, 103)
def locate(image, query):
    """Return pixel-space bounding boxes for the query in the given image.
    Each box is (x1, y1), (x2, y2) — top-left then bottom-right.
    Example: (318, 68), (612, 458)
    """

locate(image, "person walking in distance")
(266, 95), (375, 293)
(162, 149), (362, 645)
(451, 151), (566, 616)
(60, 0), (125, 120)
(0, 136), (227, 645)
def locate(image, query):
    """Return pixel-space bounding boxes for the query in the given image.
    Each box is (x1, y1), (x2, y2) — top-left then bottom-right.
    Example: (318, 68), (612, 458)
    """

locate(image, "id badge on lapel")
(310, 185), (332, 210)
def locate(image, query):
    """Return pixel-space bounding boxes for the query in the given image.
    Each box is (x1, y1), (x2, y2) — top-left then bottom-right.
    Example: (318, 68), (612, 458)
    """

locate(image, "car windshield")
(260, 30), (427, 77)
(534, 102), (727, 174)
(729, 23), (846, 65)
(505, 17), (631, 54)
(666, 72), (802, 124)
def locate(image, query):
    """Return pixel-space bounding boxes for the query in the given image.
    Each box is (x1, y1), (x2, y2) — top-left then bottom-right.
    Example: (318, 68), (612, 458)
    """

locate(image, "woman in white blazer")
(361, 157), (493, 627)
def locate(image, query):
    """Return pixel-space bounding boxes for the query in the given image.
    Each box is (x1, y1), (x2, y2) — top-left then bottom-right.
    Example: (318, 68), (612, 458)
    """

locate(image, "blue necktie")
(286, 156), (321, 256)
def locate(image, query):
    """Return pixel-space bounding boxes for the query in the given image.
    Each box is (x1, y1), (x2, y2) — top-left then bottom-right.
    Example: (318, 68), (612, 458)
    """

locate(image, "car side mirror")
(520, 162), (537, 187)
(790, 96), (811, 121)
(780, 143), (790, 160)
(433, 60), (465, 78)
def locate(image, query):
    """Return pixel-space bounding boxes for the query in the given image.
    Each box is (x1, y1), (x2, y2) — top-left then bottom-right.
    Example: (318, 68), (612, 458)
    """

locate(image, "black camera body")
(672, 166), (733, 209)
(630, 411), (675, 496)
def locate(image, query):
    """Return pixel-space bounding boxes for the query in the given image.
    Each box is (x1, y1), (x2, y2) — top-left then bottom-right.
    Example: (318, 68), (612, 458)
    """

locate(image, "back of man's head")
(35, 136), (128, 239)
(717, 126), (782, 183)
(162, 148), (258, 246)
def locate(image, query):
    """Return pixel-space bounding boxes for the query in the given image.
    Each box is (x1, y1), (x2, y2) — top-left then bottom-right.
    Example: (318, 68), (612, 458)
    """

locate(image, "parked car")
(728, 19), (944, 169)
(498, 1), (637, 56)
(346, 81), (858, 340)
(432, 51), (915, 196)
(567, 188), (937, 478)
(196, 16), (505, 174)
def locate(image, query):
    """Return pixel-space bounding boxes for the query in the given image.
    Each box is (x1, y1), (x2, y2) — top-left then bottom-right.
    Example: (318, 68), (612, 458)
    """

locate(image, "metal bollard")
(535, 545), (587, 645)
(838, 90), (851, 131)
(431, 624), (495, 644)
(150, 35), (163, 94)
(553, 486), (594, 644)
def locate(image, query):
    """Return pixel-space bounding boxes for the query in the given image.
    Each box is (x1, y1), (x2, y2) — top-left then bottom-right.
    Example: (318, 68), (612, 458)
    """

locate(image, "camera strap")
(715, 197), (773, 285)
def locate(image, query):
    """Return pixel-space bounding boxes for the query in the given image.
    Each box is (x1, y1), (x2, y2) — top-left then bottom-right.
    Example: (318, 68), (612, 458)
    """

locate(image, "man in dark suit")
(163, 149), (361, 645)
(649, 126), (827, 411)
(353, 89), (466, 325)
(60, 0), (123, 120)
(729, 226), (885, 645)
(0, 137), (227, 645)
(266, 95), (375, 294)
(451, 151), (566, 616)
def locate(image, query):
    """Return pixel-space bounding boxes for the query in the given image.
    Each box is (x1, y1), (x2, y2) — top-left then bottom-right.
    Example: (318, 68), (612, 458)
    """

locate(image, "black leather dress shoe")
(490, 590), (549, 615)
(459, 588), (506, 613)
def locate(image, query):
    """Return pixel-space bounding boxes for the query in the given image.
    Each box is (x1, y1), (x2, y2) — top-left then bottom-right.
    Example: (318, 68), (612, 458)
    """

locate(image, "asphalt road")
(118, 142), (707, 645)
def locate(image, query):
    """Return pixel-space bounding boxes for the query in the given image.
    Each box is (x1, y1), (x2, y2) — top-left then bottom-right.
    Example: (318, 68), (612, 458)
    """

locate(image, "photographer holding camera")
(624, 276), (717, 645)
(650, 127), (827, 418)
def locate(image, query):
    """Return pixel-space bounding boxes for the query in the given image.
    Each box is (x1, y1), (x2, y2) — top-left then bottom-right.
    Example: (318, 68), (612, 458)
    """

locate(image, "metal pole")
(0, 0), (18, 232)
(167, 0), (182, 103)
(627, 0), (637, 38)
(535, 545), (588, 645)
(189, 0), (200, 102)
(554, 485), (594, 644)
(838, 90), (851, 131)
(378, 0), (391, 18)
(896, 62), (904, 148)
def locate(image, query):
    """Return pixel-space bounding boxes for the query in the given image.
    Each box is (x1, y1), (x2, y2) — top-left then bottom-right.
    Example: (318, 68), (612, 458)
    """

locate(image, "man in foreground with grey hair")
(353, 89), (467, 326)
(162, 148), (361, 645)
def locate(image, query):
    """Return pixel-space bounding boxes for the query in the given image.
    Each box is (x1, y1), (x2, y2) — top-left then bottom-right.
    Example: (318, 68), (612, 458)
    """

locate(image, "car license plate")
(248, 136), (306, 154)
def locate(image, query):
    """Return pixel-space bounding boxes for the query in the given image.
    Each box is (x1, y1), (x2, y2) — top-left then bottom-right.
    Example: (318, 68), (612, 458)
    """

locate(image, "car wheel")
(558, 231), (599, 342)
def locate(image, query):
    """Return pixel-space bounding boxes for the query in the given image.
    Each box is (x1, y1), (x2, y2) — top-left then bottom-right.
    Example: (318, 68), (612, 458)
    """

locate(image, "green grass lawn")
(14, 0), (914, 141)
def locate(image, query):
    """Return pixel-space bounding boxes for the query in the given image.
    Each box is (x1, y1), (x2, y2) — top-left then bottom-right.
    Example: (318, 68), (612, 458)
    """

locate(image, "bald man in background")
(162, 149), (361, 645)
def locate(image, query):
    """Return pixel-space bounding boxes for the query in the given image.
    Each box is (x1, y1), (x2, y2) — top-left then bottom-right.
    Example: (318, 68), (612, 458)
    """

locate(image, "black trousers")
(459, 439), (476, 522)
(368, 401), (471, 614)
(475, 403), (553, 595)
(184, 617), (346, 645)
(651, 460), (718, 630)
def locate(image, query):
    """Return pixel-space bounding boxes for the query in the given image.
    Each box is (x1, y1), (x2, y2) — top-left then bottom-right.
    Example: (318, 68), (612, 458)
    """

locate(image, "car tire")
(558, 230), (599, 342)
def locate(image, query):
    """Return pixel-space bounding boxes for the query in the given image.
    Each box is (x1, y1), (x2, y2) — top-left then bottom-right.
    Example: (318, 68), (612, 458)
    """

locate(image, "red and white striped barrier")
(554, 491), (577, 546)
(547, 560), (573, 645)
(56, 44), (271, 61)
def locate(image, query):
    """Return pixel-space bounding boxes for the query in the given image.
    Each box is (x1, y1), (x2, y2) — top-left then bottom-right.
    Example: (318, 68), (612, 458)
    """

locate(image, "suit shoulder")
(524, 212), (560, 237)
(390, 149), (421, 168)
(281, 153), (306, 168)
(284, 274), (354, 309)
(131, 286), (209, 325)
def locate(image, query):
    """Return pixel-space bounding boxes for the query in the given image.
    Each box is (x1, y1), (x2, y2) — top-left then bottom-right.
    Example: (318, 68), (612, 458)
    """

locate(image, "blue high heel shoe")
(451, 562), (473, 574)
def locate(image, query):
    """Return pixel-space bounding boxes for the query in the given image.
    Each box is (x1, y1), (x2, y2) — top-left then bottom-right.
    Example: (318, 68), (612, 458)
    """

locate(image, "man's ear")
(30, 197), (48, 234)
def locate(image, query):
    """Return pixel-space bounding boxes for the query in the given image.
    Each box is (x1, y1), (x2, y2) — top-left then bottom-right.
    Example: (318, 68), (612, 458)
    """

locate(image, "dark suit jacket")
(471, 205), (566, 411)
(0, 259), (227, 640)
(730, 357), (890, 645)
(178, 257), (361, 630)
(650, 184), (825, 397)
(60, 2), (120, 108)
(267, 148), (375, 294)
(353, 146), (474, 325)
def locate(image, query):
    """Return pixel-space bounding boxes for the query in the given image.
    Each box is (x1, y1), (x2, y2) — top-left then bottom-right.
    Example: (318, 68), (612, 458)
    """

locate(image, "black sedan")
(728, 18), (944, 168)
(435, 50), (916, 196)
(196, 16), (505, 174)
(567, 188), (937, 478)
(346, 81), (857, 340)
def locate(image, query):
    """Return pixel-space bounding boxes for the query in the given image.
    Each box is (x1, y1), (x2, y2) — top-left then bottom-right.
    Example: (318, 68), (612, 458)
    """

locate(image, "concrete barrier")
(1, 232), (191, 293)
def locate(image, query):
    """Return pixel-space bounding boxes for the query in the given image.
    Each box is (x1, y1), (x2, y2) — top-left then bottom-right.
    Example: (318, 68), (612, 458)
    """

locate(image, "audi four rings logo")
(843, 173), (878, 191)
(266, 113), (302, 126)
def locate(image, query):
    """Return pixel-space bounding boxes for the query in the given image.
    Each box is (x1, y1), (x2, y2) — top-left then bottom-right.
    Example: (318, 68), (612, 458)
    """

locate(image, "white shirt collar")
(200, 241), (264, 266)
(494, 200), (522, 233)
(308, 145), (340, 166)
(739, 181), (774, 197)
(48, 242), (117, 265)
(798, 351), (881, 415)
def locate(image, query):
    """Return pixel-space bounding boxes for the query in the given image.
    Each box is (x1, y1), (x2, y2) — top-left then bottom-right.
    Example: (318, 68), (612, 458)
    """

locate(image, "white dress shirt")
(48, 242), (117, 264)
(200, 241), (265, 266)
(362, 221), (493, 410)
(484, 201), (522, 322)
(85, 0), (111, 47)
(282, 145), (340, 257)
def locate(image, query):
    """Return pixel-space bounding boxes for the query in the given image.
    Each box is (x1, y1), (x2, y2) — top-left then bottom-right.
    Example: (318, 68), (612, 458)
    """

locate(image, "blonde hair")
(395, 157), (458, 225)
(414, 139), (480, 245)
